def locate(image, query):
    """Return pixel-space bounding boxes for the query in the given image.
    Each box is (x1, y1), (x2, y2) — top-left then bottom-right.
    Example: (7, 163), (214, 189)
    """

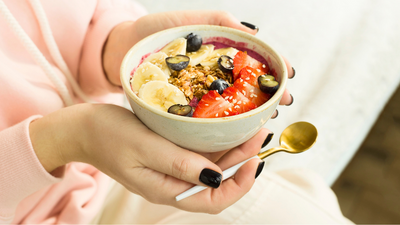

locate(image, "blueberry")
(166, 55), (190, 71)
(186, 33), (202, 52)
(258, 74), (279, 94)
(218, 55), (234, 73)
(209, 79), (229, 95)
(168, 104), (193, 117)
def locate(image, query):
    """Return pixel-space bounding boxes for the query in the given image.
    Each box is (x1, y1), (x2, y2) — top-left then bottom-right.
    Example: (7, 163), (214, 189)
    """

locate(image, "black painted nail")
(241, 22), (259, 32)
(199, 169), (222, 188)
(290, 67), (295, 79)
(286, 94), (294, 106)
(255, 161), (265, 179)
(262, 133), (274, 148)
(271, 110), (278, 119)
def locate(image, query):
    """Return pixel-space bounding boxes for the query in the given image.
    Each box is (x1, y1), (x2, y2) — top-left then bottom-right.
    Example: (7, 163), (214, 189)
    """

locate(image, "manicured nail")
(271, 110), (278, 119)
(255, 161), (265, 179)
(262, 133), (274, 148)
(286, 94), (294, 106)
(241, 22), (259, 32)
(199, 169), (222, 188)
(290, 67), (295, 79)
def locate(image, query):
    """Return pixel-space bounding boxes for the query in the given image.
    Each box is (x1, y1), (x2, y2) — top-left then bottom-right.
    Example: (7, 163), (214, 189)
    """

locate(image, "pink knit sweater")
(0, 1), (146, 223)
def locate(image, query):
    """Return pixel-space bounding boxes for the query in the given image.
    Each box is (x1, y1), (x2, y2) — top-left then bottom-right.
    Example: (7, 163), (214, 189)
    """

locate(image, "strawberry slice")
(222, 87), (256, 114)
(193, 90), (239, 118)
(237, 66), (259, 86)
(232, 51), (269, 81)
(233, 78), (270, 107)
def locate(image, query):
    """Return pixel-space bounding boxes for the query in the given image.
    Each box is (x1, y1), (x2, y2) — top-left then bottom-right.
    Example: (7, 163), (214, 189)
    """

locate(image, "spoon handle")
(222, 155), (259, 180)
(258, 146), (286, 160)
(175, 156), (259, 201)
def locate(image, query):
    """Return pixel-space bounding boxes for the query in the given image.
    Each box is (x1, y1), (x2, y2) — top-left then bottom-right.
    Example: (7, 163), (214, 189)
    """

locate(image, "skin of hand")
(102, 10), (294, 106)
(30, 103), (268, 213)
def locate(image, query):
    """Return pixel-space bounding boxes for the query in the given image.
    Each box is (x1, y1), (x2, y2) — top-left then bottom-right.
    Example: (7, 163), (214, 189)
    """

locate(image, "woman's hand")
(30, 103), (269, 213)
(102, 11), (295, 108)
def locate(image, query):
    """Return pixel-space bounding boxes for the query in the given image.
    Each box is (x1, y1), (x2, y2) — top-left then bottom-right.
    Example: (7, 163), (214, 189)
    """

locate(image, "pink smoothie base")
(130, 36), (272, 77)
(203, 36), (269, 66)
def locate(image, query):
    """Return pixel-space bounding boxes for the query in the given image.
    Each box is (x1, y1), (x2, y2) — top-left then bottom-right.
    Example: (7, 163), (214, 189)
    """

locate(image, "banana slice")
(131, 62), (168, 93)
(139, 81), (188, 112)
(160, 37), (187, 57)
(142, 52), (171, 76)
(200, 47), (239, 68)
(186, 44), (214, 66)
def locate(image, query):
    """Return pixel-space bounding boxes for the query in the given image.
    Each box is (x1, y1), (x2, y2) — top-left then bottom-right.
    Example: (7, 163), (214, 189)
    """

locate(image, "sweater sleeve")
(78, 0), (147, 97)
(0, 116), (64, 223)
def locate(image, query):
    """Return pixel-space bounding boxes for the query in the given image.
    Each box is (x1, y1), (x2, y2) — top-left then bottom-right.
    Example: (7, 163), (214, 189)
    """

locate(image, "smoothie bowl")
(120, 25), (287, 153)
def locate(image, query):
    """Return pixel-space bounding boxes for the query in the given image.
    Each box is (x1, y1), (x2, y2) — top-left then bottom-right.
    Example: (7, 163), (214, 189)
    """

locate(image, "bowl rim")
(120, 25), (288, 123)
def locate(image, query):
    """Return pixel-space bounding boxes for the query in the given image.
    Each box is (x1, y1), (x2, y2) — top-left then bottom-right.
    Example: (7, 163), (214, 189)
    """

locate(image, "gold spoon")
(258, 121), (318, 160)
(176, 121), (318, 201)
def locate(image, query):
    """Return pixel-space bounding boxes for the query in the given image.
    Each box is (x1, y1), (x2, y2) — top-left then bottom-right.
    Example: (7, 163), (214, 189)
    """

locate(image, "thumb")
(208, 11), (259, 35)
(186, 10), (259, 35)
(133, 10), (258, 45)
(143, 144), (223, 188)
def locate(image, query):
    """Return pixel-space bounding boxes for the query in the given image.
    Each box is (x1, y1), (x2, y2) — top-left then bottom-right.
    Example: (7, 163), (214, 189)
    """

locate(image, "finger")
(128, 128), (269, 212)
(177, 10), (258, 35)
(281, 55), (295, 78)
(125, 166), (193, 203)
(279, 89), (293, 106)
(140, 138), (223, 189)
(239, 22), (259, 34)
(198, 149), (230, 163)
(129, 158), (260, 213)
(210, 12), (258, 35)
(198, 127), (272, 165)
(161, 10), (258, 35)
(216, 128), (271, 170)
(215, 158), (261, 205)
(140, 128), (270, 197)
(184, 158), (261, 213)
(271, 109), (278, 119)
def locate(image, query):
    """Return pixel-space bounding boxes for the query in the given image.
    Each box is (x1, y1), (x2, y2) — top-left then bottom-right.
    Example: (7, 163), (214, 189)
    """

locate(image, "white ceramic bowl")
(120, 25), (287, 153)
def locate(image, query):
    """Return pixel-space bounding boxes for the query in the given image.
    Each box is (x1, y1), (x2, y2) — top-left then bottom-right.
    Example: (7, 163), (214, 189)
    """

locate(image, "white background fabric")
(134, 0), (400, 185)
(92, 170), (353, 224)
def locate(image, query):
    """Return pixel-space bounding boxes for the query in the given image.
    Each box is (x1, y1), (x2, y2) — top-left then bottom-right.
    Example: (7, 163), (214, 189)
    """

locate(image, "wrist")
(29, 104), (88, 173)
(102, 21), (139, 86)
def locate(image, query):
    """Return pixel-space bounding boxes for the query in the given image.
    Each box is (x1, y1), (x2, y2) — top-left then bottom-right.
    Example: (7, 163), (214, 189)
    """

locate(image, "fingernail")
(255, 161), (265, 179)
(271, 110), (278, 119)
(290, 67), (295, 79)
(262, 133), (274, 148)
(286, 94), (294, 106)
(199, 169), (222, 188)
(241, 22), (259, 32)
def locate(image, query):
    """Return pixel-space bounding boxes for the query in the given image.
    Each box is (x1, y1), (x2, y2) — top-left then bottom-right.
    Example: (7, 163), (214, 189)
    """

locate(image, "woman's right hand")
(29, 103), (269, 213)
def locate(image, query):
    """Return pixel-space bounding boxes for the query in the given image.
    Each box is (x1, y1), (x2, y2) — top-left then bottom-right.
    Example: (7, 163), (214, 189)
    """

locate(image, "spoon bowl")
(258, 121), (317, 159)
(280, 121), (318, 152)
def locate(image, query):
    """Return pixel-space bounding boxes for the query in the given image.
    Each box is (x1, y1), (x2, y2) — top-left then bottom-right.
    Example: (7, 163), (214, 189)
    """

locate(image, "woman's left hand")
(102, 10), (294, 106)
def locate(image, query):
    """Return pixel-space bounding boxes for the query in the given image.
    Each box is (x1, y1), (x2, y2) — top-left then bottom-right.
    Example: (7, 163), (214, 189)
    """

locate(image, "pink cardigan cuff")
(0, 116), (63, 218)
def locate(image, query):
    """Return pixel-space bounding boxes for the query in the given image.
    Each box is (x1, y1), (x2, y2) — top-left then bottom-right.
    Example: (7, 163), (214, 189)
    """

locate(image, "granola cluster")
(168, 65), (233, 101)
